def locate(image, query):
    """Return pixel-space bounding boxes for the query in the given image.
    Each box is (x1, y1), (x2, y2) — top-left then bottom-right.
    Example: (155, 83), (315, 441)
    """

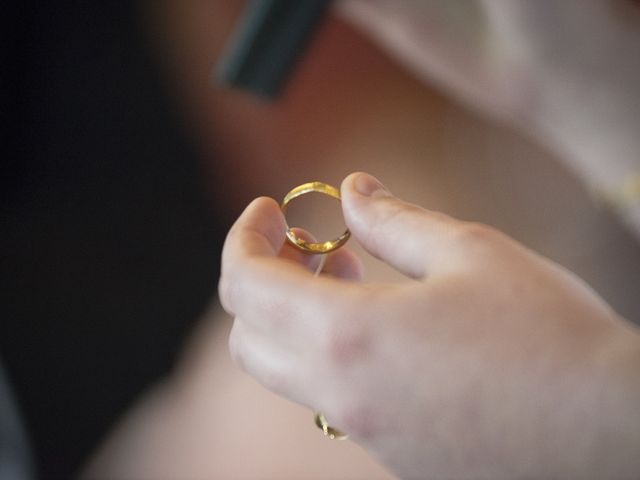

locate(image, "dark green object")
(216, 0), (330, 98)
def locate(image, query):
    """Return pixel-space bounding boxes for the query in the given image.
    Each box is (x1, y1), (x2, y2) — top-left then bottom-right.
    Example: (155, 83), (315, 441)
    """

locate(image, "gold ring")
(314, 412), (349, 440)
(281, 182), (350, 254)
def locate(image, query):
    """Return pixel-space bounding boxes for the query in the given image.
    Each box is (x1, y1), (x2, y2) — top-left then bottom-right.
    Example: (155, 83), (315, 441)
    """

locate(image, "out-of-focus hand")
(219, 172), (640, 479)
(336, 1), (640, 232)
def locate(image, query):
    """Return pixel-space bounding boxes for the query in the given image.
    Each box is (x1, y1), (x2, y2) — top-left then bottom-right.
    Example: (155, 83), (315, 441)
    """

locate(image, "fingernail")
(354, 173), (390, 197)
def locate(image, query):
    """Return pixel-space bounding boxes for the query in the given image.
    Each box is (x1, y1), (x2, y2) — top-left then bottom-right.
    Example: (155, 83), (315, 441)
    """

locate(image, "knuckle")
(217, 275), (233, 313)
(325, 324), (368, 366)
(453, 222), (499, 248)
(218, 267), (246, 316)
(256, 367), (288, 396)
(258, 283), (300, 332)
(227, 323), (245, 369)
(321, 296), (371, 367)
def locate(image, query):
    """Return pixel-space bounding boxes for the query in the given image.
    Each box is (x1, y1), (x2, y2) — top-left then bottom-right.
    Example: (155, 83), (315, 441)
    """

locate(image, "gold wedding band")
(281, 181), (350, 440)
(281, 181), (350, 254)
(314, 412), (348, 440)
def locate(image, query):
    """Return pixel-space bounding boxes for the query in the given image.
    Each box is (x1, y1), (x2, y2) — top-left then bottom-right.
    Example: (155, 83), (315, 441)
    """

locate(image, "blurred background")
(2, 1), (639, 478)
(1, 2), (223, 477)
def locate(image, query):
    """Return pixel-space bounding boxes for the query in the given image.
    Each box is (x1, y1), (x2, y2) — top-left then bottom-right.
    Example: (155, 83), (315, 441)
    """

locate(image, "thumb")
(341, 172), (457, 279)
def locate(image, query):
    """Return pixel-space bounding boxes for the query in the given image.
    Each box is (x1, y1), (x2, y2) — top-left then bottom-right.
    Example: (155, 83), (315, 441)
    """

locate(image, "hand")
(335, 1), (640, 219)
(219, 172), (640, 479)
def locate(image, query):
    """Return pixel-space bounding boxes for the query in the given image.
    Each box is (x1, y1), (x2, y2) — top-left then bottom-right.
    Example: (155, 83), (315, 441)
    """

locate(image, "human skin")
(220, 171), (640, 479)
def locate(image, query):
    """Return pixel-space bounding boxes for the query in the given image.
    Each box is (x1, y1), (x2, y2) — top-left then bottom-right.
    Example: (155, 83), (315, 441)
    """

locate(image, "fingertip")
(341, 171), (362, 193)
(341, 172), (393, 232)
(341, 172), (362, 206)
(342, 172), (391, 199)
(231, 196), (287, 255)
(245, 196), (285, 222)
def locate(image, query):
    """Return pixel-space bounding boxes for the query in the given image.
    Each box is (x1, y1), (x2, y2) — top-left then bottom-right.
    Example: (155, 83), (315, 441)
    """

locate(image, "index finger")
(218, 197), (357, 326)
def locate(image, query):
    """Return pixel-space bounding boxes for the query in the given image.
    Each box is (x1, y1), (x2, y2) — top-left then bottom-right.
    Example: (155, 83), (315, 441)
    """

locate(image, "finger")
(279, 227), (322, 272)
(219, 197), (356, 328)
(229, 319), (312, 407)
(220, 196), (295, 317)
(341, 172), (460, 279)
(321, 247), (365, 281)
(222, 196), (287, 261)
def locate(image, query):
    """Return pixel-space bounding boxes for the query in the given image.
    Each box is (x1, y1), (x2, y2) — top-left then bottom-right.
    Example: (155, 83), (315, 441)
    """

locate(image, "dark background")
(1, 2), (224, 477)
